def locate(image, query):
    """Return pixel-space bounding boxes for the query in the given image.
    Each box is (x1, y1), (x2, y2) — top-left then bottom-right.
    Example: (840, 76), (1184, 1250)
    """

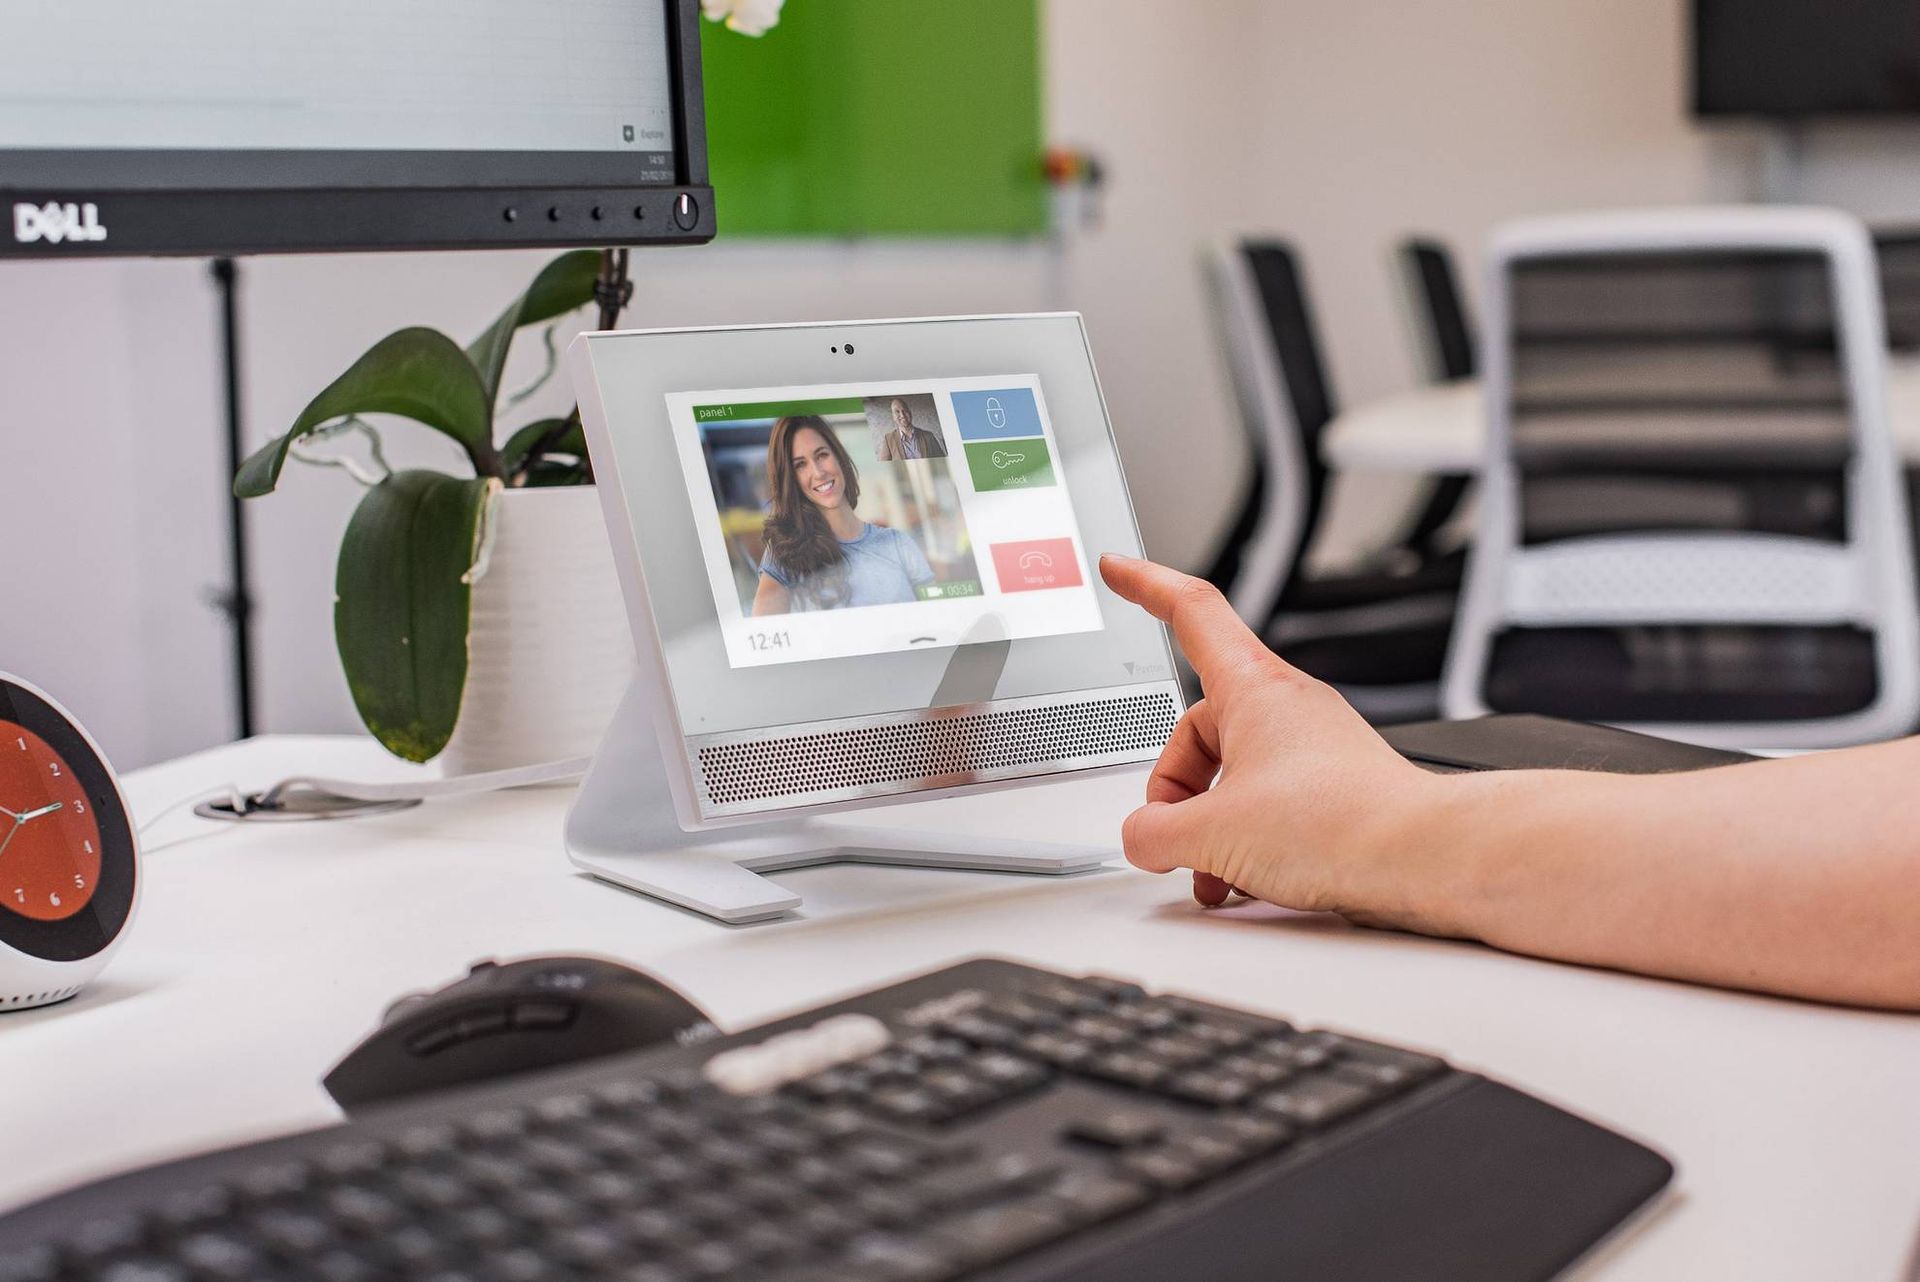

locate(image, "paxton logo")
(13, 201), (108, 245)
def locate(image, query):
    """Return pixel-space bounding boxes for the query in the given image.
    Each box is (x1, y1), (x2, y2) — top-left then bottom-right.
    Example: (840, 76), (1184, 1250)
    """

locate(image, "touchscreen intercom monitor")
(570, 315), (1182, 823)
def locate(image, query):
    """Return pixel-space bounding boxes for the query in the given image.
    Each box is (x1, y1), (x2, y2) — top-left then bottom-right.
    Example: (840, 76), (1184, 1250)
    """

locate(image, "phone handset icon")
(986, 397), (1007, 430)
(1017, 550), (1054, 570)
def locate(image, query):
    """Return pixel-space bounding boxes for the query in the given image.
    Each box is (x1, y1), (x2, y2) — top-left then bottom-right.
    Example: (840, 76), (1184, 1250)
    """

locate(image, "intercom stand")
(565, 676), (1115, 923)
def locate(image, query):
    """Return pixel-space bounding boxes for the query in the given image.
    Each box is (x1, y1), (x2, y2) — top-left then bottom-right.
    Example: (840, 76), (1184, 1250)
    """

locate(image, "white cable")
(136, 784), (244, 840)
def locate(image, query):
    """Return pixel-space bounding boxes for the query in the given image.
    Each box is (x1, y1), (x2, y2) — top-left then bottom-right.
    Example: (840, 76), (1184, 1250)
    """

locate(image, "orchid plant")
(233, 251), (608, 762)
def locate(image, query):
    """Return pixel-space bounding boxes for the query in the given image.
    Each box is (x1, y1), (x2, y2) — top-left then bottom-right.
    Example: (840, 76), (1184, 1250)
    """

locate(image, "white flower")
(702, 0), (784, 37)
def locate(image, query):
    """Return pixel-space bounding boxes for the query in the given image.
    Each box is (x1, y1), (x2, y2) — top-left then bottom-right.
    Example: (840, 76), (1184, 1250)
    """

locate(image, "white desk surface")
(1323, 358), (1920, 473)
(6, 734), (1918, 1279)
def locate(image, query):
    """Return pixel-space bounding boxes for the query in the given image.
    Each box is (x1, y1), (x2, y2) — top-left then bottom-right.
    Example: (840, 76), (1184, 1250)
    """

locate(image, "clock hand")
(0, 805), (17, 821)
(0, 818), (18, 862)
(17, 801), (64, 823)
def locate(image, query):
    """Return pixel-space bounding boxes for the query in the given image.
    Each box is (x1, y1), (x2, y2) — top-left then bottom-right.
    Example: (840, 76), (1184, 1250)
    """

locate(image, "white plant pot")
(435, 485), (633, 777)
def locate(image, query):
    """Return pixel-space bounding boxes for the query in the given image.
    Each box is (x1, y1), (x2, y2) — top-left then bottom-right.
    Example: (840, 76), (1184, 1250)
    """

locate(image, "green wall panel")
(701, 1), (1047, 237)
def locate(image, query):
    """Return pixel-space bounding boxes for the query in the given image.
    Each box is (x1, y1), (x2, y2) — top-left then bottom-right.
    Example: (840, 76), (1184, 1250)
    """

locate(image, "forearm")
(1385, 743), (1920, 1009)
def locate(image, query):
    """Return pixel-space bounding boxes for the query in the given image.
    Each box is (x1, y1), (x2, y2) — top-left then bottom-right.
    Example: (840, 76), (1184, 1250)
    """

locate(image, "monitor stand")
(564, 676), (1116, 924)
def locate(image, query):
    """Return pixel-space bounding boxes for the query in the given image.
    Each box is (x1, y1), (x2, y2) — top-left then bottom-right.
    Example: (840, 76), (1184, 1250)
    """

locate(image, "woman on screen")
(753, 415), (934, 615)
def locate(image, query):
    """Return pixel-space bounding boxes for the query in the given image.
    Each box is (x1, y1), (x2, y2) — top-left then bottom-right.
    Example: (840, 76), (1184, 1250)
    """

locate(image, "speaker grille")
(694, 688), (1180, 814)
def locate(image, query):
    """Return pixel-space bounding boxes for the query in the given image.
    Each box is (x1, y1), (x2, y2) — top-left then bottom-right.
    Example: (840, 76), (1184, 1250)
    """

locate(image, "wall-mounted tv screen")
(1694, 0), (1920, 118)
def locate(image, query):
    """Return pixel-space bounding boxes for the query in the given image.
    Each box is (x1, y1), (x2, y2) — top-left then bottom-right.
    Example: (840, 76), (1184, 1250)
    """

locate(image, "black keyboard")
(0, 959), (1672, 1281)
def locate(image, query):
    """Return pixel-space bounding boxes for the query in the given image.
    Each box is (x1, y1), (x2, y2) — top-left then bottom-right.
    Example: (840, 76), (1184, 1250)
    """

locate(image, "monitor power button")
(673, 193), (700, 231)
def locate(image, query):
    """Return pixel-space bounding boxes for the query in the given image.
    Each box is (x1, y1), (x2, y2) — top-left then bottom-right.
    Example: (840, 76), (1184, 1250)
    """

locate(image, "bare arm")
(1099, 553), (1920, 1010)
(750, 573), (789, 617)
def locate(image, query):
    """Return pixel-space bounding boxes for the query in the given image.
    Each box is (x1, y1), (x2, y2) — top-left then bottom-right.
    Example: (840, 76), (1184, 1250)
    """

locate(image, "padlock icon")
(986, 397), (1007, 430)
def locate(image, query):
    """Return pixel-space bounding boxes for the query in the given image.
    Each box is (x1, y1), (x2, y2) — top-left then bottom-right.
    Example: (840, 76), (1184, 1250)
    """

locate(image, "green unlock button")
(964, 437), (1055, 491)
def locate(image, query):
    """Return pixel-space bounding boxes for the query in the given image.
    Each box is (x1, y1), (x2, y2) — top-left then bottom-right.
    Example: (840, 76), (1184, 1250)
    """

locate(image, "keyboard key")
(846, 1233), (964, 1281)
(1083, 1050), (1171, 1089)
(97, 1261), (187, 1282)
(0, 1246), (59, 1282)
(153, 1184), (235, 1230)
(917, 1154), (1054, 1210)
(1256, 1075), (1378, 1128)
(1115, 1148), (1209, 1191)
(69, 1214), (144, 1262)
(1215, 1113), (1297, 1154)
(175, 1231), (261, 1281)
(1043, 1172), (1152, 1225)
(1139, 1035), (1217, 1068)
(1165, 1071), (1257, 1108)
(446, 1205), (516, 1248)
(1019, 1031), (1097, 1068)
(1169, 1132), (1254, 1176)
(308, 1249), (383, 1282)
(250, 1207), (333, 1254)
(1067, 1015), (1137, 1047)
(932, 1201), (1071, 1268)
(1063, 1108), (1166, 1149)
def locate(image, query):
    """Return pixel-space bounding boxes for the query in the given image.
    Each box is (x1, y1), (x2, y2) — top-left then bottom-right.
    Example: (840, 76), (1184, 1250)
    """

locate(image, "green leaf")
(519, 460), (591, 488)
(235, 328), (494, 498)
(499, 416), (579, 477)
(465, 250), (602, 406)
(334, 471), (497, 762)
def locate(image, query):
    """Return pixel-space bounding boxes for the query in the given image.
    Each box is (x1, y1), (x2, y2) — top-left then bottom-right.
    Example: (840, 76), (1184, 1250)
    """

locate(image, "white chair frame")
(1443, 207), (1920, 750)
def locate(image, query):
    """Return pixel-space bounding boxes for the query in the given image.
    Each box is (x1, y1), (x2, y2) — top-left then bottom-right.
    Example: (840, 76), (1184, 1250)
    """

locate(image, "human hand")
(1099, 554), (1460, 930)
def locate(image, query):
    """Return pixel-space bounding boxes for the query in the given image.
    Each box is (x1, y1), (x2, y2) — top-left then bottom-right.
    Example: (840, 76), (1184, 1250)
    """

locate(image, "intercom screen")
(666, 376), (1102, 668)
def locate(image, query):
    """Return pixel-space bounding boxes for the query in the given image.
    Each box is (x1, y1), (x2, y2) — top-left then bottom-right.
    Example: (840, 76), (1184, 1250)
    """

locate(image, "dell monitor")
(565, 315), (1182, 922)
(0, 0), (712, 257)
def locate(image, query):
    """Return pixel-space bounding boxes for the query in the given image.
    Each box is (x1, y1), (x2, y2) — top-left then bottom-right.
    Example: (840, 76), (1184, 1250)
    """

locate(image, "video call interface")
(666, 376), (1104, 669)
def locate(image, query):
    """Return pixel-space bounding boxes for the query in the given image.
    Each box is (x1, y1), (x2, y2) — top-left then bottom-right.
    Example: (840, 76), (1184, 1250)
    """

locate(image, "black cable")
(210, 257), (256, 740)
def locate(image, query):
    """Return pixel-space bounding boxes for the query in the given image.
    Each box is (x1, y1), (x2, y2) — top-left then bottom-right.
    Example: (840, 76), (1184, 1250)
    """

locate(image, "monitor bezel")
(569, 314), (1184, 831)
(0, 0), (712, 257)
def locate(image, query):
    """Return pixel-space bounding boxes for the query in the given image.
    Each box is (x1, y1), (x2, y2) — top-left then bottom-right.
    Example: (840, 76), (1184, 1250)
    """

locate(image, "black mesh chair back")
(1199, 239), (1336, 630)
(1396, 237), (1478, 557)
(1400, 238), (1477, 381)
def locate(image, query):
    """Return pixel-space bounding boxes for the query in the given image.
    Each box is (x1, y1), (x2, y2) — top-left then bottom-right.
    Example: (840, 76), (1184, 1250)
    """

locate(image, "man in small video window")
(876, 396), (948, 460)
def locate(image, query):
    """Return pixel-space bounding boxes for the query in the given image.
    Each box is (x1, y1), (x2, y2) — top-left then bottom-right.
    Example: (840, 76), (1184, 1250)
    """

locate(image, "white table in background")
(3, 734), (1917, 1280)
(1323, 359), (1920, 473)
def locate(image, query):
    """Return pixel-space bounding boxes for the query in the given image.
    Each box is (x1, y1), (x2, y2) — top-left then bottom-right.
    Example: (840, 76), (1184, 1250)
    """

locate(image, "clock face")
(0, 724), (104, 921)
(0, 679), (135, 962)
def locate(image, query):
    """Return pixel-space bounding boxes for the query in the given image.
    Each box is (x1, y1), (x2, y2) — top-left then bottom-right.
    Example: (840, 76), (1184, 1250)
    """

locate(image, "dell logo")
(12, 201), (108, 245)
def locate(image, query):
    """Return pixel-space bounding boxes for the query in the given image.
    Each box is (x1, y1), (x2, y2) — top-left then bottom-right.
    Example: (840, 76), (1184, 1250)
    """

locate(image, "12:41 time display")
(747, 630), (793, 652)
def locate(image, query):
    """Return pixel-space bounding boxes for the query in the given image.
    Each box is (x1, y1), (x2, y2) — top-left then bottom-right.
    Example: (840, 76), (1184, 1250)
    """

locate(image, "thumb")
(1120, 793), (1225, 876)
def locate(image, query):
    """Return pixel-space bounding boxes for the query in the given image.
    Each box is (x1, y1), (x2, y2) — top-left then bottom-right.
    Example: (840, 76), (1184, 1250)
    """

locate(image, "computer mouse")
(323, 954), (716, 1113)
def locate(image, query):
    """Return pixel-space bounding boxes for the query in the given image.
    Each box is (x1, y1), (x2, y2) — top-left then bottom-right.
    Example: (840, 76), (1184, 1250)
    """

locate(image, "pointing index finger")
(1099, 554), (1271, 686)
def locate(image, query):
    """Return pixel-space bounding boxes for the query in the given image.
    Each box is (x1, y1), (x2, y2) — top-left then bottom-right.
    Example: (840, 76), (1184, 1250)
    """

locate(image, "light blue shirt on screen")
(759, 521), (934, 611)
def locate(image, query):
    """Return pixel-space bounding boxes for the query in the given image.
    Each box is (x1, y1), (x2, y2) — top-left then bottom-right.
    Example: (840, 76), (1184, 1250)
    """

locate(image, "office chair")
(1393, 237), (1477, 561)
(1444, 207), (1920, 750)
(1201, 239), (1465, 723)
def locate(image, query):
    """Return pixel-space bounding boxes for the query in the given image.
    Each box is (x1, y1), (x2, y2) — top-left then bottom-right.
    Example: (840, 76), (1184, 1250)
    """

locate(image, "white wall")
(7, 0), (1920, 767)
(0, 259), (230, 767)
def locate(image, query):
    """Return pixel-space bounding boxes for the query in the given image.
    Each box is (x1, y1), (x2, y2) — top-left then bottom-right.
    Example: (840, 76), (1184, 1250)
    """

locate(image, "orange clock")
(0, 674), (137, 1010)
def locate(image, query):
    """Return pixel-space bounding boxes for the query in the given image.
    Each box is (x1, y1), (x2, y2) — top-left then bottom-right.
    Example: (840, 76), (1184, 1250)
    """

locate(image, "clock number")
(73, 800), (85, 815)
(49, 892), (60, 908)
(48, 761), (61, 778)
(74, 874), (85, 890)
(13, 737), (22, 751)
(10, 889), (21, 904)
(83, 840), (93, 855)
